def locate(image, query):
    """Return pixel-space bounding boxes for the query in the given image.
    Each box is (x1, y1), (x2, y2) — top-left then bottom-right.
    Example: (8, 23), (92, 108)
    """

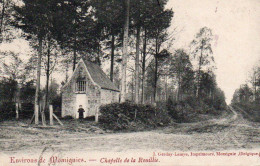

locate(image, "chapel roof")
(82, 59), (120, 92)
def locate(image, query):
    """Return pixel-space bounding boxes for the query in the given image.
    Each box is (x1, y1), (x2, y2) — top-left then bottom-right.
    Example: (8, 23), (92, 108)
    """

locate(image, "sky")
(166, 0), (260, 104)
(1, 0), (259, 104)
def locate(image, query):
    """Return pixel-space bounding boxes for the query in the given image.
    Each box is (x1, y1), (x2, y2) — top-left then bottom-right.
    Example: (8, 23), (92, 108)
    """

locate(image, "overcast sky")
(166, 0), (260, 103)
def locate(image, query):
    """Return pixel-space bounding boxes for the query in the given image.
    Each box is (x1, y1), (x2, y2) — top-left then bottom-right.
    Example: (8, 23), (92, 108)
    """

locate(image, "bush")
(167, 98), (195, 122)
(99, 102), (171, 131)
(62, 115), (74, 120)
(0, 102), (16, 121)
(166, 95), (224, 123)
(233, 102), (260, 122)
(19, 103), (34, 119)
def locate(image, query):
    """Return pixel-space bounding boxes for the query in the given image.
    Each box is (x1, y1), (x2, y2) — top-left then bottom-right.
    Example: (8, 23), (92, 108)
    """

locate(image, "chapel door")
(75, 94), (88, 119)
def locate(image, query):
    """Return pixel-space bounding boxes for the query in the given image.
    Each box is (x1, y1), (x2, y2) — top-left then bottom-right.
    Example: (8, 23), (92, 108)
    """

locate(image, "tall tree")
(199, 70), (216, 99)
(0, 51), (24, 80)
(0, 0), (15, 43)
(141, 28), (147, 104)
(190, 27), (214, 100)
(147, 2), (173, 103)
(41, 35), (60, 117)
(145, 49), (170, 103)
(120, 0), (130, 102)
(248, 66), (260, 102)
(13, 0), (60, 125)
(170, 49), (194, 101)
(133, 0), (141, 103)
(91, 0), (124, 82)
(54, 0), (100, 71)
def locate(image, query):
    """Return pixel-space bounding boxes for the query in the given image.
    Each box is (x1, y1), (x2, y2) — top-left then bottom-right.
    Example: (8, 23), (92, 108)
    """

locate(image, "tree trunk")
(196, 49), (203, 100)
(253, 72), (257, 102)
(15, 82), (21, 120)
(34, 36), (43, 125)
(0, 0), (5, 42)
(154, 55), (158, 104)
(141, 28), (147, 104)
(176, 73), (181, 102)
(65, 61), (69, 82)
(164, 75), (168, 101)
(43, 38), (51, 126)
(132, 72), (134, 101)
(120, 0), (130, 103)
(153, 36), (159, 105)
(72, 36), (77, 71)
(110, 32), (115, 82)
(135, 25), (140, 104)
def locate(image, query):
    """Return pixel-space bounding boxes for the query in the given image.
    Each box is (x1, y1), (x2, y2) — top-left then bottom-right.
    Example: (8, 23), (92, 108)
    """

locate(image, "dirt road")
(0, 106), (259, 154)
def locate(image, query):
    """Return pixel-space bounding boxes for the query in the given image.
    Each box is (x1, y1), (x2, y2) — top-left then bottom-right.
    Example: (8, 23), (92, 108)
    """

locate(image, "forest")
(231, 66), (260, 122)
(0, 0), (227, 126)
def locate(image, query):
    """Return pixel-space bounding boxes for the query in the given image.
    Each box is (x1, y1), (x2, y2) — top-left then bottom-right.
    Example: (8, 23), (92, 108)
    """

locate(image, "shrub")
(0, 102), (16, 121)
(233, 102), (260, 122)
(166, 95), (224, 123)
(62, 115), (74, 120)
(19, 103), (34, 119)
(167, 98), (196, 123)
(99, 102), (171, 131)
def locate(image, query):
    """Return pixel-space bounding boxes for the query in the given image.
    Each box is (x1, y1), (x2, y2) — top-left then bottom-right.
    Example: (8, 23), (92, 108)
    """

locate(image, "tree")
(170, 49), (194, 101)
(13, 0), (61, 125)
(232, 84), (253, 103)
(0, 77), (17, 102)
(0, 0), (17, 43)
(145, 49), (170, 103)
(20, 80), (35, 103)
(248, 66), (260, 102)
(190, 27), (214, 100)
(41, 35), (61, 116)
(134, 0), (141, 104)
(0, 51), (24, 80)
(120, 0), (130, 102)
(147, 3), (173, 103)
(91, 0), (125, 82)
(0, 51), (28, 118)
(199, 70), (216, 99)
(54, 0), (100, 71)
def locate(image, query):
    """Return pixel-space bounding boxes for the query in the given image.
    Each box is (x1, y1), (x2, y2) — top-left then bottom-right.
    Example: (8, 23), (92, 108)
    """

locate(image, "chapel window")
(76, 80), (86, 92)
(76, 67), (86, 93)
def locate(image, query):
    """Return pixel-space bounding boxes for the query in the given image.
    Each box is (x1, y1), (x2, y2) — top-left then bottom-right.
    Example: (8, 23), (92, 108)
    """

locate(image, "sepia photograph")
(0, 0), (259, 165)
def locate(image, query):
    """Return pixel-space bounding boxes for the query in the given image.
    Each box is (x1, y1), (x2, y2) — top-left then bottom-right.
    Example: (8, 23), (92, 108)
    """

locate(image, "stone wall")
(101, 89), (120, 104)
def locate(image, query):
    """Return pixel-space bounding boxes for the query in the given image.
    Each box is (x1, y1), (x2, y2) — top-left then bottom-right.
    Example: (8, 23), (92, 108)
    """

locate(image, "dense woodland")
(231, 66), (260, 122)
(0, 0), (227, 125)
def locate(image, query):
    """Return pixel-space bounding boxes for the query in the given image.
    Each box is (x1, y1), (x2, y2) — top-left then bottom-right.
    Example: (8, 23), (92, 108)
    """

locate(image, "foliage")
(169, 49), (195, 100)
(62, 115), (74, 120)
(230, 63), (260, 122)
(167, 92), (226, 123)
(20, 80), (35, 103)
(232, 102), (260, 122)
(0, 78), (17, 102)
(0, 102), (15, 121)
(54, 0), (100, 56)
(99, 102), (171, 131)
(190, 27), (215, 99)
(232, 84), (253, 103)
(0, 0), (18, 43)
(0, 51), (26, 81)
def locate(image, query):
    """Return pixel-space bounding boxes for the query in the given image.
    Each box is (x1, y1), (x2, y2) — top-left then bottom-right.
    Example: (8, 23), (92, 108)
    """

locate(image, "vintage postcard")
(0, 0), (259, 165)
